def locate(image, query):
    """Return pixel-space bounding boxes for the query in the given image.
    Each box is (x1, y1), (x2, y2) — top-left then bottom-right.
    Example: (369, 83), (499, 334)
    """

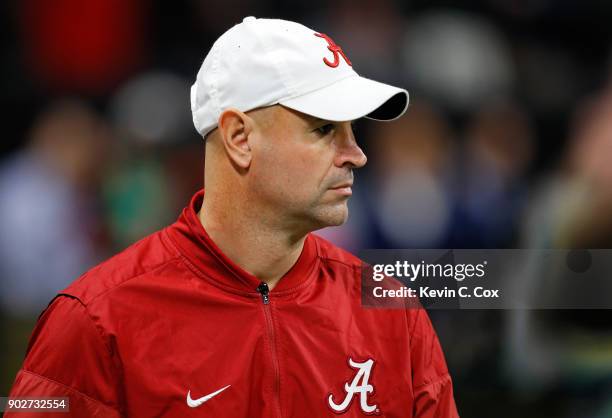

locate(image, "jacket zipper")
(257, 282), (282, 418)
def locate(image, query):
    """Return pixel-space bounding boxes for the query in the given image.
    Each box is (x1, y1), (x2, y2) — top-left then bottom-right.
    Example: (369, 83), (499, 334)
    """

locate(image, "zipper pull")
(256, 282), (270, 305)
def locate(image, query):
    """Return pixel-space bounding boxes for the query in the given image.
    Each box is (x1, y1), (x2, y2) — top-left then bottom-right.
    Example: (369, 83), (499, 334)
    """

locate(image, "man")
(7, 17), (459, 417)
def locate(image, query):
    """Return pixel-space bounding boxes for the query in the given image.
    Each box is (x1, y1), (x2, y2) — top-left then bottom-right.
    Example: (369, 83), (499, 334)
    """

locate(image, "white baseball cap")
(191, 16), (409, 138)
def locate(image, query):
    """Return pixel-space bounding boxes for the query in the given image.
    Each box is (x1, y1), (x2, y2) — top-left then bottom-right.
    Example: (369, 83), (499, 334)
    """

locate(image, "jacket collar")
(166, 189), (320, 297)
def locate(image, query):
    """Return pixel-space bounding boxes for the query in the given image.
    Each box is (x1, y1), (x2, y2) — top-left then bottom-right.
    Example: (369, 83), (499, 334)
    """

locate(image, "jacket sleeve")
(5, 295), (123, 417)
(409, 308), (460, 418)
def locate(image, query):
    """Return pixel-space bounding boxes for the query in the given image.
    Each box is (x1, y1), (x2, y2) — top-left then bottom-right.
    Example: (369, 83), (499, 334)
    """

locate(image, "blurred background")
(1, 0), (612, 416)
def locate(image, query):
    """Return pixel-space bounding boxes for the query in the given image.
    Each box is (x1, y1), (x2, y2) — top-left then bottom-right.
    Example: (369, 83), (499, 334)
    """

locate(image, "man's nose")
(334, 124), (368, 169)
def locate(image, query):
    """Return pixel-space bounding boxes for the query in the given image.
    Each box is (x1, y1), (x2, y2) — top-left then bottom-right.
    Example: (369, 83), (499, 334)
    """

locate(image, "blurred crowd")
(1, 0), (612, 417)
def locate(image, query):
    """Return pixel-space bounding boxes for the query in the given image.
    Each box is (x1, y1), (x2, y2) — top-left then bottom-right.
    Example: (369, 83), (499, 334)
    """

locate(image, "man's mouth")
(329, 182), (353, 196)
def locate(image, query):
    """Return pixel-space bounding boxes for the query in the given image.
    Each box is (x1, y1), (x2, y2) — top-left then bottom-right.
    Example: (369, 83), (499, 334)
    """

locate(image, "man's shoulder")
(311, 233), (362, 270)
(59, 227), (182, 305)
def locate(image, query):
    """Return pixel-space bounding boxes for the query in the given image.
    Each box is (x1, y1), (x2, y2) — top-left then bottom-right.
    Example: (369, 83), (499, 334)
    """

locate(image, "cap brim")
(279, 75), (409, 122)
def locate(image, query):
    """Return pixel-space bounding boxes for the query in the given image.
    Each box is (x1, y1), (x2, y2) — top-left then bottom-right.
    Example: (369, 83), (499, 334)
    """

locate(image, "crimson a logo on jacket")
(7, 189), (459, 418)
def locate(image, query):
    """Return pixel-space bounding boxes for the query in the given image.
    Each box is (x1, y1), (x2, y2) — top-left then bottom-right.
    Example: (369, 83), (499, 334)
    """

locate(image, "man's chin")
(298, 201), (350, 233)
(315, 206), (349, 228)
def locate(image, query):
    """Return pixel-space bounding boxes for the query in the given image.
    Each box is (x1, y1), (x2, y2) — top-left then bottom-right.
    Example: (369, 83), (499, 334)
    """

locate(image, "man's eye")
(315, 124), (335, 136)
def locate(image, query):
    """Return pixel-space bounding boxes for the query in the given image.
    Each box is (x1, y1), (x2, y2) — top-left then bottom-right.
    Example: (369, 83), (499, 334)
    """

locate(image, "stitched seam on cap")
(208, 41), (222, 116)
(271, 26), (297, 98)
(249, 19), (295, 99)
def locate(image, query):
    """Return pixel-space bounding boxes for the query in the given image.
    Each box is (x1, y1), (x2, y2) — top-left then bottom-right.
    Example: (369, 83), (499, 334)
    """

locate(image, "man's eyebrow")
(309, 117), (324, 124)
(308, 117), (333, 125)
(305, 115), (351, 126)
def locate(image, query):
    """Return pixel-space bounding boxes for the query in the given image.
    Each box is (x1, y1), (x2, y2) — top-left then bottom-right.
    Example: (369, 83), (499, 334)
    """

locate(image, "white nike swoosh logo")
(186, 385), (231, 408)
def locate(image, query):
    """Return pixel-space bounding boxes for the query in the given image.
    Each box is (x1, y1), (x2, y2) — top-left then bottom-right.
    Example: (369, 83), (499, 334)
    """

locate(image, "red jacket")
(7, 190), (459, 417)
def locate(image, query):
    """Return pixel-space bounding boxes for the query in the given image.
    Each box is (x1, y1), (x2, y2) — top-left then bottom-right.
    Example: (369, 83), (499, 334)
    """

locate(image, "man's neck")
(198, 194), (307, 291)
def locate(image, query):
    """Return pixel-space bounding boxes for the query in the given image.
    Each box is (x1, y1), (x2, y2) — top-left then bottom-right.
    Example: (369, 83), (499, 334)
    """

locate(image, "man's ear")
(217, 108), (253, 169)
